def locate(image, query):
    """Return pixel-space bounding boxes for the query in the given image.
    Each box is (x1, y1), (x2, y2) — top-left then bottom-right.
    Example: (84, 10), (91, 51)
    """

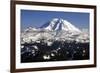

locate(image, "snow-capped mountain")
(24, 27), (37, 32)
(21, 18), (89, 43)
(41, 18), (81, 33)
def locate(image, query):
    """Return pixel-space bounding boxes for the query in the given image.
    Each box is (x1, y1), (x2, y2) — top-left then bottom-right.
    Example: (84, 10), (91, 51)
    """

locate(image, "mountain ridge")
(21, 18), (89, 43)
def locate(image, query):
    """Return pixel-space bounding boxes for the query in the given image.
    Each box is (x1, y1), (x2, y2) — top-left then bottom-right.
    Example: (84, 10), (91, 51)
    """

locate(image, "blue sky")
(21, 10), (89, 30)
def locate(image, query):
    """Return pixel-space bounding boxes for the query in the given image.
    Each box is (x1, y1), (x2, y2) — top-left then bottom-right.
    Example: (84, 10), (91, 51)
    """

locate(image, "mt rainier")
(41, 18), (81, 33)
(21, 18), (89, 43)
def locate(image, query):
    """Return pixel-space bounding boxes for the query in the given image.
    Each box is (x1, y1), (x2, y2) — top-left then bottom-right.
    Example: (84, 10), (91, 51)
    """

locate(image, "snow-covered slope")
(21, 18), (89, 43)
(41, 18), (81, 33)
(24, 27), (37, 32)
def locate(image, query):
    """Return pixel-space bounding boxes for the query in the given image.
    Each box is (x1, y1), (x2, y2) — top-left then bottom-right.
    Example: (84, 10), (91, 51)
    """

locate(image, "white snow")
(43, 18), (81, 33)
(21, 18), (89, 43)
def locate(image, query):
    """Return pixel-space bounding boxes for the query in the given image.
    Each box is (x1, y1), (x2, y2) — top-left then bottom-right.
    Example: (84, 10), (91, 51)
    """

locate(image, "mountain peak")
(25, 26), (37, 32)
(41, 18), (81, 33)
(22, 18), (89, 43)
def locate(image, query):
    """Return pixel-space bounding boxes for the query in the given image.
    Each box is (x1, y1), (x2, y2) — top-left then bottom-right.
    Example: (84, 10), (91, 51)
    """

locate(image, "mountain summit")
(41, 18), (81, 33)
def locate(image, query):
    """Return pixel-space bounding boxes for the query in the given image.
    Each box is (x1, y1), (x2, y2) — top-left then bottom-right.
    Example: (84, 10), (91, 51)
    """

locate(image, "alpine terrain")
(21, 18), (90, 62)
(21, 18), (89, 44)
